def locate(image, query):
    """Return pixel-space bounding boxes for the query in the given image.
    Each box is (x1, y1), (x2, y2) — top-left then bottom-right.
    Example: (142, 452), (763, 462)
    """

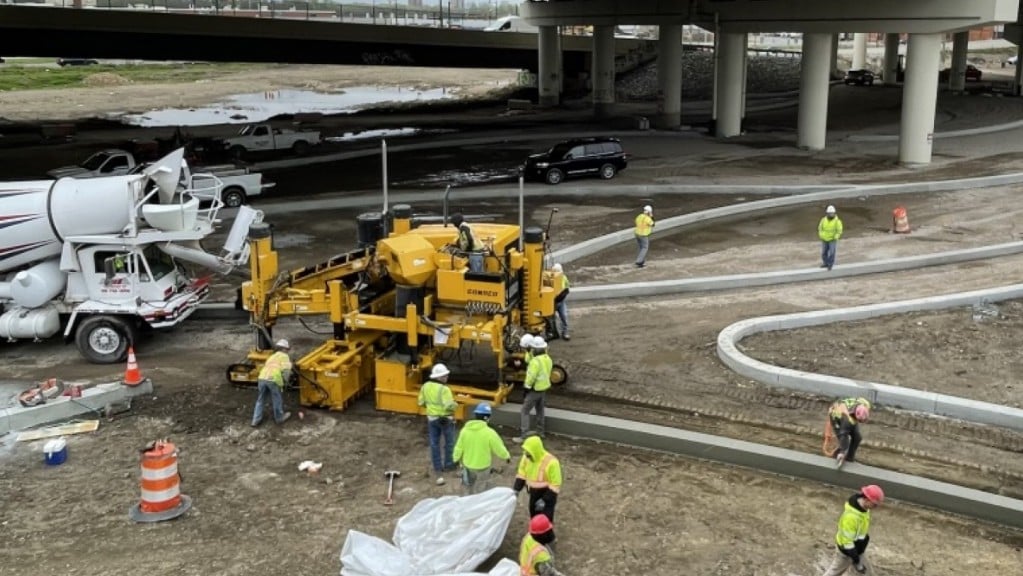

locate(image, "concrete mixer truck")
(0, 148), (260, 363)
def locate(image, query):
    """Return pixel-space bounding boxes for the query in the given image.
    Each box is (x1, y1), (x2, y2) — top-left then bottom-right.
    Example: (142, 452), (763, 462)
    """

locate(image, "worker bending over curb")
(830, 397), (871, 467)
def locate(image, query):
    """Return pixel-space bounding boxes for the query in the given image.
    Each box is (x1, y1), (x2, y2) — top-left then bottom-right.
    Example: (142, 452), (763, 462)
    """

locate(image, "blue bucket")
(43, 438), (67, 466)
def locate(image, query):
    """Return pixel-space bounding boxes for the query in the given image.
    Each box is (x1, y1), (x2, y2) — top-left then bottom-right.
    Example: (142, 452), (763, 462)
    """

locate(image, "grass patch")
(0, 62), (269, 92)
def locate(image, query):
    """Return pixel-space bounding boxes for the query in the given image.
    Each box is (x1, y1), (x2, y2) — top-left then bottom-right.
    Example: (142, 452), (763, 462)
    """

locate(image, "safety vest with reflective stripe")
(258, 351), (292, 388)
(525, 354), (553, 392)
(418, 380), (456, 417)
(518, 453), (561, 493)
(559, 274), (570, 291)
(830, 398), (868, 425)
(519, 534), (553, 576)
(835, 500), (871, 549)
(635, 213), (654, 237)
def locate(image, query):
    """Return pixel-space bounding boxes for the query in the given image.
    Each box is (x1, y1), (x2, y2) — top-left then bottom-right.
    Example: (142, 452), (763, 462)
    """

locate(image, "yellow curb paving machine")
(227, 203), (568, 420)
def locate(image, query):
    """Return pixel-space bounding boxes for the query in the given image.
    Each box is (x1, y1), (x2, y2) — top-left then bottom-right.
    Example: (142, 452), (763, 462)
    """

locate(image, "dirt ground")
(3, 68), (1023, 575)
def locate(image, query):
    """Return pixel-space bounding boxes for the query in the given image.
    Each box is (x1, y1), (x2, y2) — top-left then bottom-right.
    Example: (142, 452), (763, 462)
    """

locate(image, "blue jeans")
(821, 240), (837, 269)
(555, 299), (569, 335)
(635, 235), (650, 265)
(252, 379), (285, 425)
(428, 417), (455, 473)
(468, 252), (484, 273)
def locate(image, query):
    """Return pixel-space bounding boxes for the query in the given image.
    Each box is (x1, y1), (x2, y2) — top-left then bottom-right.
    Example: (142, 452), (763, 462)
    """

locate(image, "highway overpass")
(0, 4), (651, 74)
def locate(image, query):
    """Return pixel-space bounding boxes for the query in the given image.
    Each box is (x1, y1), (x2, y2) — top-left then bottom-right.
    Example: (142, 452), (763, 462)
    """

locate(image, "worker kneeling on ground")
(829, 397), (871, 467)
(513, 436), (562, 523)
(519, 514), (565, 576)
(823, 484), (884, 576)
(452, 402), (511, 495)
(251, 339), (293, 427)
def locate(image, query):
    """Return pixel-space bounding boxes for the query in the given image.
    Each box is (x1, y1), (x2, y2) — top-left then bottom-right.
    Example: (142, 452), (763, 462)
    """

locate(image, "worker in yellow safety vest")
(451, 212), (485, 273)
(513, 435), (562, 523)
(830, 397), (871, 467)
(453, 401), (510, 494)
(551, 263), (571, 341)
(634, 204), (654, 268)
(514, 337), (553, 442)
(251, 339), (293, 427)
(818, 205), (844, 271)
(823, 485), (884, 576)
(418, 363), (458, 485)
(519, 514), (564, 576)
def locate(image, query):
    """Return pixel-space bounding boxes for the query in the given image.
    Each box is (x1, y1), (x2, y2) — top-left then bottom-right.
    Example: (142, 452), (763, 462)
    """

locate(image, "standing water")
(118, 86), (460, 127)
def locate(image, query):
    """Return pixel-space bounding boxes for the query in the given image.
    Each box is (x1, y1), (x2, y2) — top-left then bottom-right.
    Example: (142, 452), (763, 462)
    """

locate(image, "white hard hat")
(430, 363), (450, 379)
(519, 334), (535, 348)
(552, 263), (563, 273)
(643, 205), (653, 214)
(532, 336), (548, 349)
(825, 205), (836, 214)
(275, 339), (290, 350)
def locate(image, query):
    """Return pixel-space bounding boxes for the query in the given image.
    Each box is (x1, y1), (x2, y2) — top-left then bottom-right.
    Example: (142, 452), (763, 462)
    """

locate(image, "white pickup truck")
(220, 123), (321, 158)
(49, 150), (274, 207)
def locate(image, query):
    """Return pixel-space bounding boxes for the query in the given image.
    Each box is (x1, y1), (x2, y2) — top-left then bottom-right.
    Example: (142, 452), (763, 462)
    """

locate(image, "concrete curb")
(716, 284), (1023, 431)
(0, 379), (154, 436)
(490, 404), (1023, 529)
(847, 118), (1023, 143)
(572, 241), (1023, 301)
(551, 171), (1023, 264)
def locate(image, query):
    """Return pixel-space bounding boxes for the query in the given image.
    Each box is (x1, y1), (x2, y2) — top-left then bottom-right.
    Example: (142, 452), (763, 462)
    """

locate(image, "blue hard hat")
(474, 402), (492, 416)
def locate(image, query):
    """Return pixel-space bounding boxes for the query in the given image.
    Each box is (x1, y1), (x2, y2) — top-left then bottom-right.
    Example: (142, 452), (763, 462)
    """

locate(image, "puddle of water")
(119, 86), (461, 127)
(395, 166), (520, 188)
(323, 127), (458, 143)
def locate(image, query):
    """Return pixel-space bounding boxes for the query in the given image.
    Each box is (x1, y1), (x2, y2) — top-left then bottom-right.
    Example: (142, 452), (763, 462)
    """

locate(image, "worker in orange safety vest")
(519, 514), (564, 576)
(513, 435), (562, 523)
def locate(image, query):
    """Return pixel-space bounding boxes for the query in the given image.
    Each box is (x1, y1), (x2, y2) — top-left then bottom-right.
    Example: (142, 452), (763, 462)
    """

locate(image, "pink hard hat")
(861, 484), (885, 504)
(854, 404), (870, 422)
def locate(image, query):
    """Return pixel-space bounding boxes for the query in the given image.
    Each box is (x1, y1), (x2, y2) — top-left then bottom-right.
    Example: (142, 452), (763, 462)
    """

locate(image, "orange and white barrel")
(892, 206), (911, 234)
(129, 441), (192, 523)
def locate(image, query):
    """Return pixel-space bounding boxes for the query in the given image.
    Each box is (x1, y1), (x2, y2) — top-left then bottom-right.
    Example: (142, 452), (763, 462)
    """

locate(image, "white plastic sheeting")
(340, 487), (519, 576)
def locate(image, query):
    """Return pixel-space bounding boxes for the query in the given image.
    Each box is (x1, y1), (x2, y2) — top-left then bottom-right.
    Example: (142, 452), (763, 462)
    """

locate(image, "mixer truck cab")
(0, 148), (258, 363)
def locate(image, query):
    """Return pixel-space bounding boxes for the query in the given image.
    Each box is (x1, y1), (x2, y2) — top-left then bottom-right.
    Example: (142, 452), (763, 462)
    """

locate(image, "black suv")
(522, 137), (628, 185)
(843, 69), (875, 86)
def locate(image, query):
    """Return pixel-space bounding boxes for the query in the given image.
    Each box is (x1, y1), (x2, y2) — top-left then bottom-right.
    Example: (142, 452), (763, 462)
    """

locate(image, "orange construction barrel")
(129, 440), (191, 523)
(892, 206), (911, 234)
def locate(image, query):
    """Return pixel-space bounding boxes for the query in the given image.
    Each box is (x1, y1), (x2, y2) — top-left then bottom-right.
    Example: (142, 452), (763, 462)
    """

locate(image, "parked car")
(1007, 55), (1018, 66)
(57, 58), (99, 67)
(938, 64), (982, 83)
(843, 69), (875, 86)
(522, 137), (628, 185)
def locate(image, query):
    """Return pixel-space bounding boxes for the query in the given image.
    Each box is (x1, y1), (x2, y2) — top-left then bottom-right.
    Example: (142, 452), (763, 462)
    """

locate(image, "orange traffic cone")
(892, 206), (911, 234)
(123, 347), (144, 387)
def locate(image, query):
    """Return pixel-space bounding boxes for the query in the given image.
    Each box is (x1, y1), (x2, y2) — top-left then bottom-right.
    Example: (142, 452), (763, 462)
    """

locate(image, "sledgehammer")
(383, 470), (400, 506)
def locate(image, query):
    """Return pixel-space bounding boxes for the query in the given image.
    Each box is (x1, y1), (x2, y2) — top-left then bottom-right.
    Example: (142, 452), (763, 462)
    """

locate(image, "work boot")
(511, 436), (524, 444)
(250, 419), (262, 428)
(277, 412), (292, 425)
(563, 333), (571, 341)
(436, 476), (446, 486)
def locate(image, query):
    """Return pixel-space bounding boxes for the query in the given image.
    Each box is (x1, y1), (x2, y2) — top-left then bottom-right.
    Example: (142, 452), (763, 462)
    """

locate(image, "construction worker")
(251, 339), (292, 427)
(453, 402), (511, 494)
(818, 205), (844, 271)
(450, 212), (485, 273)
(515, 336), (553, 442)
(830, 397), (871, 467)
(513, 435), (562, 522)
(634, 204), (654, 268)
(519, 514), (564, 576)
(551, 263), (570, 341)
(823, 484), (885, 576)
(418, 363), (458, 485)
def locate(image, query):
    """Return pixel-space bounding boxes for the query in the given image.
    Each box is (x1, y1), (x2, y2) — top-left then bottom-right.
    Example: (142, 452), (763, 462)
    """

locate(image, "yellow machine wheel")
(551, 364), (569, 386)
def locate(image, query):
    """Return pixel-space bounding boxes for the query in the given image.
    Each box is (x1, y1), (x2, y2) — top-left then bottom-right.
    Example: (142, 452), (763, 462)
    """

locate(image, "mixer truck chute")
(0, 148), (259, 363)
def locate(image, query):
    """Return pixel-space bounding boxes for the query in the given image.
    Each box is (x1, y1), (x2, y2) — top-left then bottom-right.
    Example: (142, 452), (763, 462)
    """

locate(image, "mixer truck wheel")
(75, 315), (135, 364)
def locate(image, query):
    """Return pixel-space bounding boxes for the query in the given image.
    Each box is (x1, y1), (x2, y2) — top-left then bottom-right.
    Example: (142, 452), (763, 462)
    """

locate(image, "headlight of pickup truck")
(536, 162), (549, 169)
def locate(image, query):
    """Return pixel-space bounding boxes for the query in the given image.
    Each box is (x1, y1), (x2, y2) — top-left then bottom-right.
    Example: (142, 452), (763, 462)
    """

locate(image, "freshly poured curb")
(552, 172), (1023, 264)
(571, 242), (1023, 301)
(717, 284), (1023, 431)
(491, 404), (1023, 529)
(0, 379), (154, 436)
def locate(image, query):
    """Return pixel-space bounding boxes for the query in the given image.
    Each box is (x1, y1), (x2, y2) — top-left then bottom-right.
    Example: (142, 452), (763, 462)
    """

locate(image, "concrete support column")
(898, 33), (941, 166)
(591, 25), (616, 117)
(538, 26), (561, 107)
(797, 33), (832, 151)
(655, 24), (683, 129)
(715, 32), (747, 138)
(852, 33), (868, 70)
(1016, 45), (1023, 96)
(949, 31), (969, 92)
(830, 33), (839, 78)
(883, 33), (901, 85)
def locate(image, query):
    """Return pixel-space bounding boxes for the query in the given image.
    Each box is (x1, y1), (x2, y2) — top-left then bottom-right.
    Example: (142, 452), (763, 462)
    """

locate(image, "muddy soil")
(5, 70), (1023, 575)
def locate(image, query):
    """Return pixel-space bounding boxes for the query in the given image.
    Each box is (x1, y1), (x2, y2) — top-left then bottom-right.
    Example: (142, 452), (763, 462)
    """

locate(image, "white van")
(484, 16), (538, 33)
